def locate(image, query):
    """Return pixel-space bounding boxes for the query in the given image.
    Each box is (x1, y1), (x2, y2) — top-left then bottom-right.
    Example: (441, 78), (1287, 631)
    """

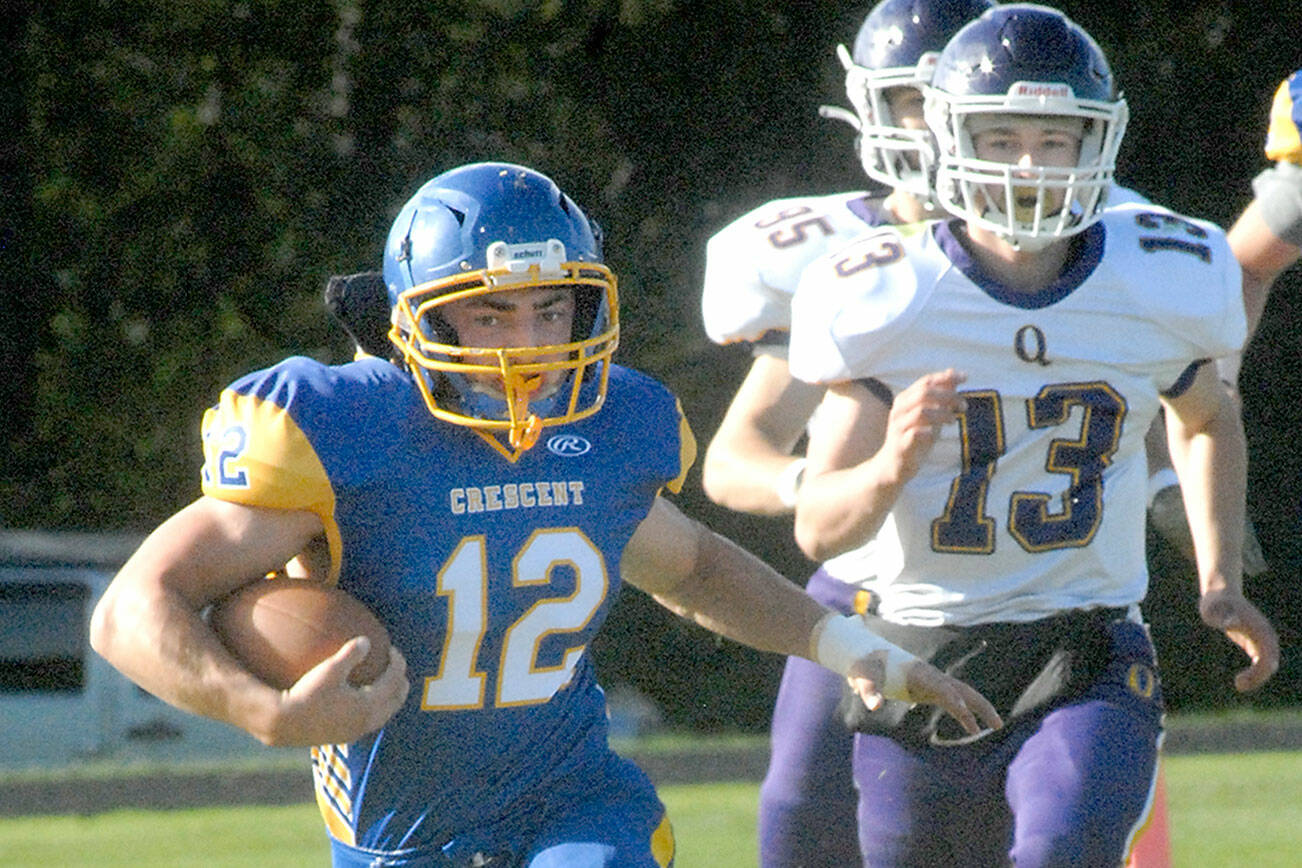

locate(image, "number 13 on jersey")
(932, 382), (1126, 554)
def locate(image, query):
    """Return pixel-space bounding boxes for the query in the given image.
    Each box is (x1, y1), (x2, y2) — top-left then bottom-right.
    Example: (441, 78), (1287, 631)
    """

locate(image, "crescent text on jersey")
(449, 480), (587, 515)
(1014, 324), (1051, 366)
(546, 434), (593, 456)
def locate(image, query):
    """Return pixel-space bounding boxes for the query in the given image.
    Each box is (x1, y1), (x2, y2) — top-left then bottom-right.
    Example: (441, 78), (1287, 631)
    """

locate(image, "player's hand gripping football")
(269, 639), (410, 747)
(846, 654), (1003, 737)
(883, 369), (968, 482)
(1199, 588), (1280, 693)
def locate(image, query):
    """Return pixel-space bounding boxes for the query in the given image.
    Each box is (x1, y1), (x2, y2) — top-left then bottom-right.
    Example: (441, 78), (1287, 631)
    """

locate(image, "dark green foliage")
(4, 1), (1300, 722)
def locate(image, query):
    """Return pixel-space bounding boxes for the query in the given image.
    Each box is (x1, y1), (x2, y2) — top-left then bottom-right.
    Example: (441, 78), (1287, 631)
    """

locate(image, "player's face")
(439, 286), (576, 398)
(884, 86), (926, 129)
(968, 114), (1085, 219)
(884, 86), (927, 171)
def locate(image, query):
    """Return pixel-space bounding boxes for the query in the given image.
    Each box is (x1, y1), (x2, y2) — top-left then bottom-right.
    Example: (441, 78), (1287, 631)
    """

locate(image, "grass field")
(1, 749), (1299, 866)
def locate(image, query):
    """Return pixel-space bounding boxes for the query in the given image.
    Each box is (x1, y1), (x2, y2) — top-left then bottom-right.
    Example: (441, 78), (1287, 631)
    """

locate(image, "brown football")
(208, 579), (391, 689)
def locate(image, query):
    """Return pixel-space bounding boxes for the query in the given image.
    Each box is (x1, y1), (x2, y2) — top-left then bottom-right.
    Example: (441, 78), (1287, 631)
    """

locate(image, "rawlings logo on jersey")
(546, 434), (592, 456)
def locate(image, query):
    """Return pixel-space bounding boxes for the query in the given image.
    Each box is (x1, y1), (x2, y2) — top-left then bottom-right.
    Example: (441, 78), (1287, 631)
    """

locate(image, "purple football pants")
(758, 567), (863, 868)
(854, 619), (1164, 867)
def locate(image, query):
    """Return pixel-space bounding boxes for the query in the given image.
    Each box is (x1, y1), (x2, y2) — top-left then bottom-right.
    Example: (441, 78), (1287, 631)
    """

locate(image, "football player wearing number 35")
(90, 162), (1001, 867)
(788, 6), (1280, 866)
(699, 2), (997, 864)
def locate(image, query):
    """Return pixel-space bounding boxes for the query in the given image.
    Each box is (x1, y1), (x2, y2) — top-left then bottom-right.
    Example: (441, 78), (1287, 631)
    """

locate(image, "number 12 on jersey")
(422, 528), (608, 711)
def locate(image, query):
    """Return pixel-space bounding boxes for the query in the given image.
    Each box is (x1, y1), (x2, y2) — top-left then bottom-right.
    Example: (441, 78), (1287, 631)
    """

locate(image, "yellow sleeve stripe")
(311, 745), (355, 845)
(200, 390), (343, 583)
(664, 399), (697, 495)
(650, 811), (675, 866)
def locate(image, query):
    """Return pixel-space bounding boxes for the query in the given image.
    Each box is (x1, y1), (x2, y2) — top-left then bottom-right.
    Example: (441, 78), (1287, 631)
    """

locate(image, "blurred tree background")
(2, 0), (1299, 728)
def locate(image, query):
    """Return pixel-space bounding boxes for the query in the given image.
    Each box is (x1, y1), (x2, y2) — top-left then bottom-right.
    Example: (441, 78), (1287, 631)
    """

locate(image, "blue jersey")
(199, 357), (694, 853)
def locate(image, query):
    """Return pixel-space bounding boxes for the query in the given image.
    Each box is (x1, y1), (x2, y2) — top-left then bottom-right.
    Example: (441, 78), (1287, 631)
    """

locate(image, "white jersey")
(789, 207), (1246, 625)
(702, 185), (1152, 348)
(702, 191), (895, 347)
(702, 190), (896, 583)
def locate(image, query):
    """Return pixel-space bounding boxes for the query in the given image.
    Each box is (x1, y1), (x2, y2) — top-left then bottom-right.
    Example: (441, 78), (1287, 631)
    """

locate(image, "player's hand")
(1265, 70), (1302, 165)
(882, 369), (967, 481)
(1199, 588), (1280, 692)
(270, 639), (410, 746)
(845, 656), (1003, 737)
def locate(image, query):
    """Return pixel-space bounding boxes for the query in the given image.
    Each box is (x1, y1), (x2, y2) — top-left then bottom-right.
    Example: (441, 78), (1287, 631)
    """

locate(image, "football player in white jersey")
(698, 2), (996, 864)
(787, 7), (1279, 865)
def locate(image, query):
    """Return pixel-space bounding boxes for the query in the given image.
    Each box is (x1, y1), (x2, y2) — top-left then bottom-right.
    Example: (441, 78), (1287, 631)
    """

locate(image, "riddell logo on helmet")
(1011, 82), (1073, 98)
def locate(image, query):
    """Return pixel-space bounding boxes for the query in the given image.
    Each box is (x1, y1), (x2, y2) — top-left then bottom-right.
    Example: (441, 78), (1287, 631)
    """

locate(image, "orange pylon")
(1127, 766), (1172, 868)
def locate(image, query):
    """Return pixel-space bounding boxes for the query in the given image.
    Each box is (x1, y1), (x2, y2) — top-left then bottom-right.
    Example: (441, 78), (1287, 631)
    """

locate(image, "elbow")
(700, 447), (759, 513)
(87, 592), (118, 660)
(699, 455), (730, 508)
(793, 514), (836, 562)
(701, 443), (795, 516)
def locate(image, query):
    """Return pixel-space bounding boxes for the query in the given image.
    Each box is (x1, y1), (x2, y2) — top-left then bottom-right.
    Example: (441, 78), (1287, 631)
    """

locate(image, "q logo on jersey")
(547, 434), (592, 457)
(1014, 325), (1050, 367)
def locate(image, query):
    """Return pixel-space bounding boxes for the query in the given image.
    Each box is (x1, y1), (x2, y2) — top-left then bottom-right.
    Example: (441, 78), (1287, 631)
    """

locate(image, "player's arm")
(1160, 364), (1279, 693)
(89, 497), (409, 746)
(1222, 70), (1302, 380)
(792, 370), (965, 562)
(1229, 194), (1301, 337)
(701, 352), (826, 515)
(622, 496), (1002, 735)
(1144, 409), (1269, 575)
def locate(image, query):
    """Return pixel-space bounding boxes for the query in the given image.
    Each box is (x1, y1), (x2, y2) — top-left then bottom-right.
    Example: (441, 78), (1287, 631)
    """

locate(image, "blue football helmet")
(835, 0), (996, 197)
(383, 163), (618, 456)
(924, 4), (1129, 249)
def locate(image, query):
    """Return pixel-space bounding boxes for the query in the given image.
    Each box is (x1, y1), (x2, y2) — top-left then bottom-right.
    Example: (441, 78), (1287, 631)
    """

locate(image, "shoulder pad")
(1099, 208), (1245, 357)
(789, 226), (928, 383)
(702, 192), (876, 344)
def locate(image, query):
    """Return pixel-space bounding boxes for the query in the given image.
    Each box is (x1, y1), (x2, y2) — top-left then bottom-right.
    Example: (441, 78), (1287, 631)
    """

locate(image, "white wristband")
(775, 457), (808, 509)
(811, 612), (917, 701)
(1146, 468), (1180, 509)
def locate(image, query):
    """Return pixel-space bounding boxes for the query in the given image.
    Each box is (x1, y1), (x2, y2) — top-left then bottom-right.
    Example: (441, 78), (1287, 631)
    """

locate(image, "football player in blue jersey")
(90, 161), (1001, 868)
(787, 7), (1279, 865)
(1226, 68), (1302, 376)
(698, 2), (996, 864)
(1147, 67), (1302, 647)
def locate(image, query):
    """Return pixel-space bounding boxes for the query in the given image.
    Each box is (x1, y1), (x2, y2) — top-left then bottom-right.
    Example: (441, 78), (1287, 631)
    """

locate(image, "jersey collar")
(932, 218), (1105, 310)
